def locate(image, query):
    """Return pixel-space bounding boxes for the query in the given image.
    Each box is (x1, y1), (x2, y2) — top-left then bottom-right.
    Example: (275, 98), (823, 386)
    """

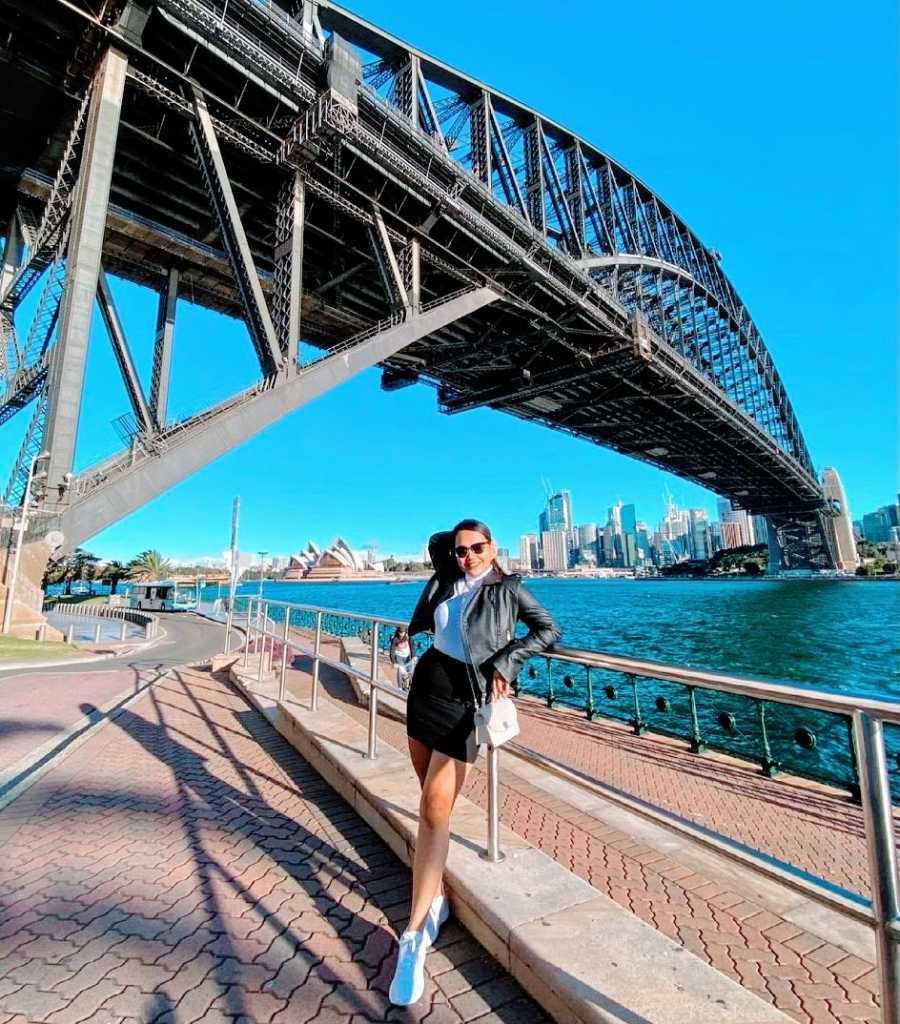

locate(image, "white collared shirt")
(432, 566), (493, 663)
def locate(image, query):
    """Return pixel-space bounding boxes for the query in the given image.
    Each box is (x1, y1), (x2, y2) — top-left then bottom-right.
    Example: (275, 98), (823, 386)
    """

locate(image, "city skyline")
(50, 475), (900, 568)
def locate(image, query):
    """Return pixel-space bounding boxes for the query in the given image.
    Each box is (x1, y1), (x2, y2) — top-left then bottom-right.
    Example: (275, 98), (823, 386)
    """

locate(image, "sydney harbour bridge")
(0, 0), (836, 594)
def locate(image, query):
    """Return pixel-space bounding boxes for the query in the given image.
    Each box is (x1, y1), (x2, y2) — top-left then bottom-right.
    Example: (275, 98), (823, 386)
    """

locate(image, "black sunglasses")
(454, 542), (491, 558)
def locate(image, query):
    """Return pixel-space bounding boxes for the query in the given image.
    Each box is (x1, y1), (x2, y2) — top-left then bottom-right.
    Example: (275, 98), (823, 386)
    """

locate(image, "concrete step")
(230, 662), (792, 1024)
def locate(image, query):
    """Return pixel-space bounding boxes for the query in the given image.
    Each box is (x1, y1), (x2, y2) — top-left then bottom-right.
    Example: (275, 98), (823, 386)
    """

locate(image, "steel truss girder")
(368, 204), (408, 310)
(189, 88), (282, 376)
(96, 268), (154, 433)
(0, 210), (24, 380)
(4, 390), (48, 508)
(0, 360), (48, 429)
(273, 172), (305, 370)
(151, 266), (178, 428)
(441, 345), (634, 415)
(53, 287), (499, 550)
(583, 254), (800, 461)
(0, 83), (95, 316)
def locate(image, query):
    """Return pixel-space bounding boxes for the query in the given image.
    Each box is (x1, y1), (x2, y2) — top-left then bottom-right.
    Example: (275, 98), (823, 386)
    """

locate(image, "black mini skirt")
(406, 646), (479, 764)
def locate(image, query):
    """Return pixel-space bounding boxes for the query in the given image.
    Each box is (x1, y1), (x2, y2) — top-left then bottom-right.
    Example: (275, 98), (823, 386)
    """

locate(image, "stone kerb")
(255, 671), (794, 1024)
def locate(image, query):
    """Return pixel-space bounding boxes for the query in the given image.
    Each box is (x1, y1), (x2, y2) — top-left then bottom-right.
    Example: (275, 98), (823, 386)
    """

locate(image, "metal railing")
(43, 599), (159, 640)
(226, 595), (900, 1022)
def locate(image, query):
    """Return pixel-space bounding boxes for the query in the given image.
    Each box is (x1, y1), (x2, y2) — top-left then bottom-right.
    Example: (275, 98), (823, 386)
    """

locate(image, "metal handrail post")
(481, 745), (505, 863)
(852, 711), (900, 1024)
(243, 598), (253, 667)
(279, 612), (290, 701)
(257, 605), (269, 683)
(364, 620), (380, 759)
(224, 597), (234, 653)
(311, 610), (322, 711)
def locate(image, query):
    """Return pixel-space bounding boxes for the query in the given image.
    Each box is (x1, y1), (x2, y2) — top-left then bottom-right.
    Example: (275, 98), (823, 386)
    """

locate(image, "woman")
(389, 626), (417, 689)
(388, 518), (559, 1006)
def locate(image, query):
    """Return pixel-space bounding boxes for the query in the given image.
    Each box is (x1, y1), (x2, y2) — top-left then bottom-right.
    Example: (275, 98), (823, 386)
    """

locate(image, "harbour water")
(227, 576), (900, 794)
(232, 576), (900, 699)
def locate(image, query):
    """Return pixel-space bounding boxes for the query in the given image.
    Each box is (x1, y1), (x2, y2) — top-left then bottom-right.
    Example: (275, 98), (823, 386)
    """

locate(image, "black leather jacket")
(407, 568), (560, 704)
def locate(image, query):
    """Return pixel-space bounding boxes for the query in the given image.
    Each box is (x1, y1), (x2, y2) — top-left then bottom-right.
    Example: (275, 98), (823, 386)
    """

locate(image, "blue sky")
(1, 0), (896, 562)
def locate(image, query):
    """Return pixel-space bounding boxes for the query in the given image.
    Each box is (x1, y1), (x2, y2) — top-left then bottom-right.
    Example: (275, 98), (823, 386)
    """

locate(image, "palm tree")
(126, 549), (172, 582)
(100, 560), (126, 594)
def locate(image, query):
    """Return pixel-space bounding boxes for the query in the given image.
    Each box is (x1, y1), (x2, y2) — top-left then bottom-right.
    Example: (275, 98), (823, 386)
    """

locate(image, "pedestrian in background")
(389, 625), (417, 689)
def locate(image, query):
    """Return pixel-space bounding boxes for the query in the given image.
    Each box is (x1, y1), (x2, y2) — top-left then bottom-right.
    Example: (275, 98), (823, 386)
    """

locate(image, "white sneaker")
(389, 929), (428, 1005)
(423, 894), (450, 947)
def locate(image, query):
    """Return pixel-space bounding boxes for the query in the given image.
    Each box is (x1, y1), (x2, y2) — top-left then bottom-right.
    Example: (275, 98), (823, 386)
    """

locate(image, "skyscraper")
(519, 533), (539, 572)
(820, 468), (858, 571)
(578, 523), (598, 548)
(688, 509), (711, 560)
(541, 530), (568, 572)
(863, 510), (891, 544)
(539, 490), (572, 536)
(717, 498), (754, 548)
(750, 515), (769, 548)
(620, 503), (638, 567)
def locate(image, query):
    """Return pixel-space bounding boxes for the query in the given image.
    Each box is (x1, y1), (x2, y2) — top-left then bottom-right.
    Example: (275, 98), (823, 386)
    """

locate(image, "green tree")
(126, 549), (173, 582)
(69, 550), (100, 594)
(100, 560), (127, 594)
(42, 553), (66, 592)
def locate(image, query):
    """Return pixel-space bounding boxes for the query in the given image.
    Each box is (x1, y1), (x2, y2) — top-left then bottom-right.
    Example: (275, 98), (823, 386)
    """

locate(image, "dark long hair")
(427, 519), (505, 581)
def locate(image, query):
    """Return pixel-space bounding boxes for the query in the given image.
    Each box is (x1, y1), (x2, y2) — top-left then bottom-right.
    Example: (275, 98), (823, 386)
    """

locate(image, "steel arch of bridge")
(0, 0), (831, 570)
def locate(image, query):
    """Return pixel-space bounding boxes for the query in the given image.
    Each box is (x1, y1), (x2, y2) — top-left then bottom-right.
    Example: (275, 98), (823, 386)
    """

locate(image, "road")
(0, 612), (228, 789)
(0, 611), (228, 680)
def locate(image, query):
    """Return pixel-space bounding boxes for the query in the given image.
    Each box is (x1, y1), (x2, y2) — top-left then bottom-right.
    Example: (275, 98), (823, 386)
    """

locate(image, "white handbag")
(474, 697), (520, 748)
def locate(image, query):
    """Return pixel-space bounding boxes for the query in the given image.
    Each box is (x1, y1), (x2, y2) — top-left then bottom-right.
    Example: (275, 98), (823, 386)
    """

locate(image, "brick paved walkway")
(271, 641), (885, 1024)
(0, 666), (548, 1024)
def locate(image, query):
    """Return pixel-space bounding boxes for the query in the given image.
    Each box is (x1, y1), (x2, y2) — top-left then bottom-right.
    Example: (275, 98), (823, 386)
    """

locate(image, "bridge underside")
(0, 0), (832, 571)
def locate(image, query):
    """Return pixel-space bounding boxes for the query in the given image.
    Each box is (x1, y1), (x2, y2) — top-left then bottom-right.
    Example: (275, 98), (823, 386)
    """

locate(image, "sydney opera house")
(283, 538), (385, 581)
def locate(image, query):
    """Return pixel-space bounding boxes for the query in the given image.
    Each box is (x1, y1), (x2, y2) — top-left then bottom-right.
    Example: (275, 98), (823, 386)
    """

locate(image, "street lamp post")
(257, 550), (268, 601)
(3, 451), (49, 635)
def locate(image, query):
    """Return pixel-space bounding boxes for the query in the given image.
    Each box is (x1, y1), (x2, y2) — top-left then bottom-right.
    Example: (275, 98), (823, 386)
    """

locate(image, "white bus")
(127, 580), (197, 612)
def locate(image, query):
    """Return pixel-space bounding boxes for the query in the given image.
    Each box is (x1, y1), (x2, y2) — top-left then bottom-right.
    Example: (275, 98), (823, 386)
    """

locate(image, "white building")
(541, 530), (568, 572)
(519, 533), (539, 572)
(717, 499), (755, 548)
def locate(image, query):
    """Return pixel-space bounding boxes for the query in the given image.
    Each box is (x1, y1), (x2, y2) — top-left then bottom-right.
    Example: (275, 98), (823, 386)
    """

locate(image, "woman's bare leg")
(407, 737), (446, 901)
(408, 737), (432, 788)
(407, 751), (469, 933)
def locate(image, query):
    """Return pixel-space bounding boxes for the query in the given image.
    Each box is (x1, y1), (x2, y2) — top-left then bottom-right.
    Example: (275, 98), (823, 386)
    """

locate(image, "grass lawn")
(0, 635), (84, 662)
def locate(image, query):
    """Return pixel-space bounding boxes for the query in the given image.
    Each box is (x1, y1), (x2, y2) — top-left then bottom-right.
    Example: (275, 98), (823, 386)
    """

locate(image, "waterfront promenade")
(262, 631), (887, 1024)
(0, 614), (889, 1023)
(0, 619), (547, 1023)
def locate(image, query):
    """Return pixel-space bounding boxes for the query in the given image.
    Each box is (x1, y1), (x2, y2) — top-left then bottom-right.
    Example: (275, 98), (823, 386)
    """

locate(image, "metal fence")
(226, 594), (900, 1022)
(43, 599), (159, 640)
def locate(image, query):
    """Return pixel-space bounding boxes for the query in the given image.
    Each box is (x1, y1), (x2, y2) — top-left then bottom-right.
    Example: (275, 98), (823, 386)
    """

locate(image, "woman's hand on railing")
(491, 672), (510, 700)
